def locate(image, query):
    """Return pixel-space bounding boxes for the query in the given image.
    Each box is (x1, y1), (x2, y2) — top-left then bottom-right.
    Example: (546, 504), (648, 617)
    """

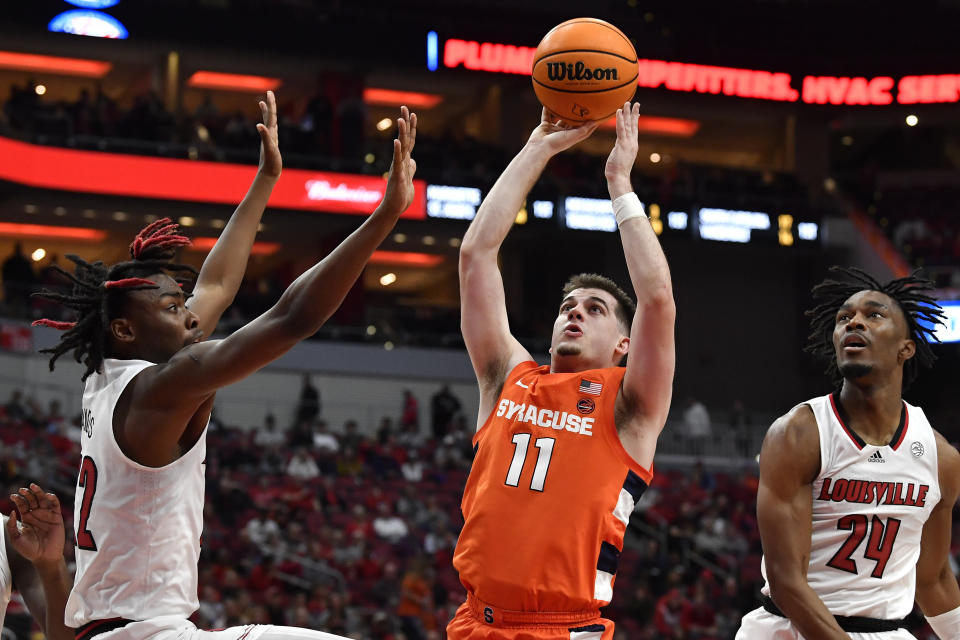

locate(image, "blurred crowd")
(1, 382), (954, 639)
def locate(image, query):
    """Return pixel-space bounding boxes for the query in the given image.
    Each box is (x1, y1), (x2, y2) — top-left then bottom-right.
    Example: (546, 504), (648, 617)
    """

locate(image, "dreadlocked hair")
(805, 266), (945, 390)
(32, 218), (197, 380)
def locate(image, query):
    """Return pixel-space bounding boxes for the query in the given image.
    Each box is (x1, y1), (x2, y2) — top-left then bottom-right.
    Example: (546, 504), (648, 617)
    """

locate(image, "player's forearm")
(194, 171), (279, 300)
(917, 567), (960, 617)
(32, 558), (74, 640)
(461, 144), (550, 256)
(769, 580), (850, 640)
(272, 204), (401, 337)
(617, 206), (673, 308)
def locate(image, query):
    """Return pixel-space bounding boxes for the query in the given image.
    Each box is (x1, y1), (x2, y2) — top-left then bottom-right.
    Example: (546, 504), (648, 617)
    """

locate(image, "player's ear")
(898, 339), (916, 364)
(110, 318), (135, 343)
(615, 335), (629, 358)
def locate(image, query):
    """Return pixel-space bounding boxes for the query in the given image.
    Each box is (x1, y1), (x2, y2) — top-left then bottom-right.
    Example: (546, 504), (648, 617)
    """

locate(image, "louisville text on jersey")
(495, 398), (595, 436)
(817, 477), (930, 507)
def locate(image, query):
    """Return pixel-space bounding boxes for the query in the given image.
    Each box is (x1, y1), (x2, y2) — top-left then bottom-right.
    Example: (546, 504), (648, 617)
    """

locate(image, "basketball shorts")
(82, 617), (354, 640)
(737, 607), (916, 640)
(446, 594), (615, 640)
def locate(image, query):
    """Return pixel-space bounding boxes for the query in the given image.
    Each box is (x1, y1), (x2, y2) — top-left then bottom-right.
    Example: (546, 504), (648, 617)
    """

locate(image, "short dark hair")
(805, 266), (945, 390)
(562, 273), (636, 334)
(32, 218), (197, 380)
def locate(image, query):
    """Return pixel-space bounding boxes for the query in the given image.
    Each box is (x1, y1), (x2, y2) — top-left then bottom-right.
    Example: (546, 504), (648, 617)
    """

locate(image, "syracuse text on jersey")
(495, 398), (595, 435)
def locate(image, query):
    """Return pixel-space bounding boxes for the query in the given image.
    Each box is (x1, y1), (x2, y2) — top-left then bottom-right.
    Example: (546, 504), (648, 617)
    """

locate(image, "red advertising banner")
(0, 137), (427, 219)
(0, 323), (32, 353)
(437, 35), (960, 106)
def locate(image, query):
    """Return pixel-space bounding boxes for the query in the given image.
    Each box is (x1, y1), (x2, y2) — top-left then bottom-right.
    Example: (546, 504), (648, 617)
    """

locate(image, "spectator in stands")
(396, 559), (431, 640)
(654, 588), (692, 637)
(372, 502), (409, 543)
(400, 450), (424, 482)
(296, 374), (321, 424)
(311, 419), (339, 453)
(286, 448), (320, 481)
(253, 414), (285, 448)
(429, 384), (462, 440)
(400, 390), (418, 430)
(243, 507), (281, 546)
(5, 389), (27, 421)
(682, 395), (712, 455)
(340, 419), (365, 451)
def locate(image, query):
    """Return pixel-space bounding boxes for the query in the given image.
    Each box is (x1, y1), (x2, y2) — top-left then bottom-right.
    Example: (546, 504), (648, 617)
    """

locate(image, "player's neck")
(838, 379), (904, 445)
(550, 354), (609, 373)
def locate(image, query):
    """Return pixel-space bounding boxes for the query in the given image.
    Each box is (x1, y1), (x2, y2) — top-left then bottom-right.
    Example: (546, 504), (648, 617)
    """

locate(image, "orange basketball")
(532, 18), (638, 123)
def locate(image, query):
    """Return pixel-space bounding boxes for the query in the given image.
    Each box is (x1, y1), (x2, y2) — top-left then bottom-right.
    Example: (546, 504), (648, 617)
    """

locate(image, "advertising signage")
(0, 137), (426, 219)
(432, 33), (960, 106)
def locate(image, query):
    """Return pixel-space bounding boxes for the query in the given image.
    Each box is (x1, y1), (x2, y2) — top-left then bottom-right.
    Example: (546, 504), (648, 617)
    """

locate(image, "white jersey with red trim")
(65, 358), (207, 627)
(0, 517), (11, 629)
(760, 393), (940, 619)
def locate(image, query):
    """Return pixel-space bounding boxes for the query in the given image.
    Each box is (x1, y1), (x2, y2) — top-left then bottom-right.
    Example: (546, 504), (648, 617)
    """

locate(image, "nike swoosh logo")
(515, 380), (529, 389)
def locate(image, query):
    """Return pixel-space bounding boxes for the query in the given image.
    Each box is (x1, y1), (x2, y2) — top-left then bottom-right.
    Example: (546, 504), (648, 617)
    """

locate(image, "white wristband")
(926, 605), (960, 639)
(612, 192), (646, 227)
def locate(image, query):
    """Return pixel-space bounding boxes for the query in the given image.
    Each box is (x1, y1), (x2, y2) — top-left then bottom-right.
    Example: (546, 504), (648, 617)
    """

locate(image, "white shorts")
(94, 617), (354, 640)
(736, 608), (916, 640)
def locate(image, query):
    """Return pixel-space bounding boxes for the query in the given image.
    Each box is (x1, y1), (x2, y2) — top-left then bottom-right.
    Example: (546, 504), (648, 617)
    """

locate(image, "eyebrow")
(560, 295), (610, 310)
(158, 290), (185, 301)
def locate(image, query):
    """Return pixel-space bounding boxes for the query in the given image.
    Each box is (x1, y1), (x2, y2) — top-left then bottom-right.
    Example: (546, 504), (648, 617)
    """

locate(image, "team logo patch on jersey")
(911, 441), (924, 458)
(577, 398), (595, 414)
(579, 379), (603, 395)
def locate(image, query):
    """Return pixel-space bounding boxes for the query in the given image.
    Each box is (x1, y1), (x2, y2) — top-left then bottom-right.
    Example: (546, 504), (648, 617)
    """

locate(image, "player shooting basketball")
(32, 100), (419, 640)
(449, 102), (675, 639)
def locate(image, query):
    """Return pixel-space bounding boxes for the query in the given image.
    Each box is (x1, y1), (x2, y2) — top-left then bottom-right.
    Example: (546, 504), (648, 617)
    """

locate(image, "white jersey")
(66, 358), (207, 627)
(760, 393), (941, 619)
(0, 517), (12, 629)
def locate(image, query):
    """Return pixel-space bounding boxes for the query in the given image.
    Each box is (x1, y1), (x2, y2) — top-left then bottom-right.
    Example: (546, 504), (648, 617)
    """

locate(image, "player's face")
(832, 290), (914, 381)
(120, 273), (202, 363)
(551, 287), (628, 368)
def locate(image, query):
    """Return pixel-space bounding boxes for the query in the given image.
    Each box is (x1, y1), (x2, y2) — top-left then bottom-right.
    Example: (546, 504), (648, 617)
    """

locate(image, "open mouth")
(563, 323), (583, 338)
(841, 334), (867, 351)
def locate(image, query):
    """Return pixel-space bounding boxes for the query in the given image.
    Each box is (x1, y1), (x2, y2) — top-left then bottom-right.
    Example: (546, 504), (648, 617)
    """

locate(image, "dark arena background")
(0, 1), (958, 638)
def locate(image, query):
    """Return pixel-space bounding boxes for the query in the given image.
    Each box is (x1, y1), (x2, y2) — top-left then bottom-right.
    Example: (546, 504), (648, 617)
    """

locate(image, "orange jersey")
(453, 360), (653, 613)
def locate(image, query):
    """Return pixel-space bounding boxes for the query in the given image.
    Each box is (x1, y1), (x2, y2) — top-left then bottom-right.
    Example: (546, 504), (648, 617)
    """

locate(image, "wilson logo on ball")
(531, 17), (639, 122)
(546, 61), (619, 82)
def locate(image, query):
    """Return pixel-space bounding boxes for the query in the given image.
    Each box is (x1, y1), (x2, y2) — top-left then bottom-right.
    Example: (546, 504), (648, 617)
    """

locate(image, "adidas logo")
(867, 451), (885, 463)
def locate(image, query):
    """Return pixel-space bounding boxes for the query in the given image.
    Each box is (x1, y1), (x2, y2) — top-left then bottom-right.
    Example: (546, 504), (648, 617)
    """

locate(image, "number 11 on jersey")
(505, 433), (555, 492)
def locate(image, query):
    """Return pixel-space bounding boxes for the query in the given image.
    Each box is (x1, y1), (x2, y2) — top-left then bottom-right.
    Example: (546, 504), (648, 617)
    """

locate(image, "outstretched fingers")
(264, 90), (277, 129)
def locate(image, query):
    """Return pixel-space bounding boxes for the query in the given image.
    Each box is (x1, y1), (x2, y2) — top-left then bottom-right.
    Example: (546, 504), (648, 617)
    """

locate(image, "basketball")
(532, 18), (639, 123)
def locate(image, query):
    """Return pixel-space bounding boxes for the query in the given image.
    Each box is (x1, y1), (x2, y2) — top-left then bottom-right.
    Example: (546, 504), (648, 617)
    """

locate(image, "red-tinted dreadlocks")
(32, 218), (197, 380)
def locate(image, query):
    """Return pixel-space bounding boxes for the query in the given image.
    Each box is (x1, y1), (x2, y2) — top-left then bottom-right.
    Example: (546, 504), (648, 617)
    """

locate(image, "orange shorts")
(446, 594), (615, 640)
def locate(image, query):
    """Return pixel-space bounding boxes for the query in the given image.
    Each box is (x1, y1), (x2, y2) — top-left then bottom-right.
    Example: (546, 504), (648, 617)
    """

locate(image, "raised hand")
(7, 484), (65, 566)
(380, 106), (418, 216)
(528, 107), (599, 156)
(256, 90), (281, 178)
(604, 102), (641, 189)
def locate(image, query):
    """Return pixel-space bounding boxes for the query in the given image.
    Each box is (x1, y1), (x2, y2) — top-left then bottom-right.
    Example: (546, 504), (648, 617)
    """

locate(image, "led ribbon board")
(432, 33), (960, 105)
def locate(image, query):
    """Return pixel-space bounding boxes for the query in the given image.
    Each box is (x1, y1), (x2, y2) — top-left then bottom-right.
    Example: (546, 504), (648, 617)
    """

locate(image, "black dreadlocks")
(805, 266), (945, 390)
(32, 219), (197, 380)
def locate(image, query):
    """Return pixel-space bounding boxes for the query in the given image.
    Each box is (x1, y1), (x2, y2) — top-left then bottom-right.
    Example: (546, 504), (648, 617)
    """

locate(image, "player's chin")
(555, 342), (582, 357)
